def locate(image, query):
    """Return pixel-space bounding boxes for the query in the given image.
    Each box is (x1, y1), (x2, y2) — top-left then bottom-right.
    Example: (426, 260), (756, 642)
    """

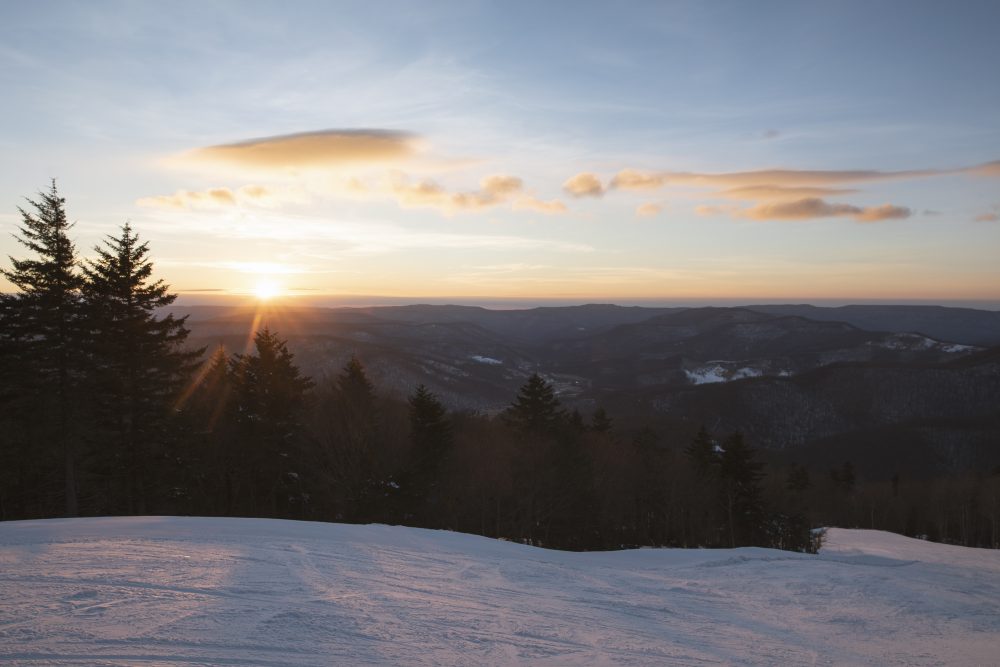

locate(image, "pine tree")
(338, 355), (376, 412)
(404, 384), (452, 524)
(320, 355), (386, 520)
(590, 407), (613, 433)
(179, 345), (234, 514)
(684, 425), (718, 477)
(717, 432), (765, 547)
(1, 181), (84, 515)
(504, 373), (564, 435)
(229, 328), (313, 515)
(81, 223), (201, 513)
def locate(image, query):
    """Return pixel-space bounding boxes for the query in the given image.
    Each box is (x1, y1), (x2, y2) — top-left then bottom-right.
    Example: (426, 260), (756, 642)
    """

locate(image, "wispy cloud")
(973, 204), (1000, 222)
(388, 173), (523, 213)
(967, 161), (1000, 177)
(598, 160), (1000, 222)
(610, 166), (945, 191)
(636, 203), (661, 217)
(719, 185), (857, 201)
(136, 185), (302, 209)
(698, 198), (912, 223)
(512, 196), (568, 215)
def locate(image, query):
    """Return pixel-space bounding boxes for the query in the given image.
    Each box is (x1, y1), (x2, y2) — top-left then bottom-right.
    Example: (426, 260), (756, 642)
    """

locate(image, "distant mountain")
(614, 347), (1000, 477)
(173, 303), (1000, 468)
(744, 304), (1000, 346)
(542, 307), (979, 391)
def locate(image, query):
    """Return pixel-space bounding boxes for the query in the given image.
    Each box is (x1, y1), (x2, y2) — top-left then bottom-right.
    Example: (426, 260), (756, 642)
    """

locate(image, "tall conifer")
(2, 182), (84, 515)
(81, 222), (200, 513)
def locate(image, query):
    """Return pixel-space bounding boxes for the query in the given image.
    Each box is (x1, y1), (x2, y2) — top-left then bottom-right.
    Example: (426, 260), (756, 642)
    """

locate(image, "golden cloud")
(512, 196), (568, 215)
(720, 185), (857, 201)
(481, 175), (524, 197)
(966, 161), (1000, 177)
(390, 174), (526, 213)
(563, 173), (605, 198)
(974, 212), (999, 222)
(636, 203), (662, 217)
(740, 198), (911, 222)
(188, 129), (419, 170)
(136, 185), (296, 210)
(611, 167), (940, 191)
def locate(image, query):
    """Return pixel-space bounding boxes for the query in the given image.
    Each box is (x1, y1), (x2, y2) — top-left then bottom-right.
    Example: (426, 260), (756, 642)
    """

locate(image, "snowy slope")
(1, 518), (998, 666)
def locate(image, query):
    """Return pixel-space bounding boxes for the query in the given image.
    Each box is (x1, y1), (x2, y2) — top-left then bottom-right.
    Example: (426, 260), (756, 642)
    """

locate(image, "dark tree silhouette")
(1, 181), (84, 515)
(229, 328), (313, 515)
(81, 223), (201, 513)
(403, 384), (452, 524)
(504, 373), (564, 435)
(718, 432), (765, 547)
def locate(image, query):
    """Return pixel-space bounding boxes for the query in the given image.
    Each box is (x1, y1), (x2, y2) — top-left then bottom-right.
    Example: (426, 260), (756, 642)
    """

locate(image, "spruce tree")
(81, 222), (200, 513)
(505, 373), (564, 435)
(229, 328), (312, 515)
(590, 407), (613, 433)
(717, 432), (764, 547)
(685, 425), (718, 477)
(1, 181), (84, 515)
(404, 384), (452, 524)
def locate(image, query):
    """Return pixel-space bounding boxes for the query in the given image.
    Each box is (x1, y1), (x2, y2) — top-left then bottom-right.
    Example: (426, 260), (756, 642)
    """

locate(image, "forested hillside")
(2, 185), (999, 551)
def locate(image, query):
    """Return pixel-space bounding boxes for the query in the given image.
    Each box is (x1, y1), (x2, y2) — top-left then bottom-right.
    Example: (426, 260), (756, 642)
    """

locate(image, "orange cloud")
(563, 173), (605, 198)
(740, 198), (911, 222)
(390, 174), (526, 213)
(611, 166), (941, 191)
(636, 203), (661, 217)
(481, 175), (523, 197)
(136, 185), (297, 209)
(188, 129), (419, 170)
(513, 196), (568, 215)
(719, 185), (857, 201)
(966, 161), (1000, 177)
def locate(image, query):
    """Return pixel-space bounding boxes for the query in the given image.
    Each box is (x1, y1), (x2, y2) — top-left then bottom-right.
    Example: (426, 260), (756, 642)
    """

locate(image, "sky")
(1, 0), (999, 307)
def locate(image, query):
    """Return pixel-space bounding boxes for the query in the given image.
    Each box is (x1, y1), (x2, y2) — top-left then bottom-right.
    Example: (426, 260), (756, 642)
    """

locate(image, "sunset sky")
(2, 1), (999, 306)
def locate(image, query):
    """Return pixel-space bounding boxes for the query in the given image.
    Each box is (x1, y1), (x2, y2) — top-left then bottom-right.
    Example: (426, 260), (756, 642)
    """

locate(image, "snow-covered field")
(2, 518), (998, 666)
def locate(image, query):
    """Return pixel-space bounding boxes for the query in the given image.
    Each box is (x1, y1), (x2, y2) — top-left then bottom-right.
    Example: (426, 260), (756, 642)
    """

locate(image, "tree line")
(2, 183), (998, 552)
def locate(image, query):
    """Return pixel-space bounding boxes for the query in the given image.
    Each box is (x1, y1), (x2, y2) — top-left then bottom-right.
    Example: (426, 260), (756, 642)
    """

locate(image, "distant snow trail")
(1, 517), (998, 666)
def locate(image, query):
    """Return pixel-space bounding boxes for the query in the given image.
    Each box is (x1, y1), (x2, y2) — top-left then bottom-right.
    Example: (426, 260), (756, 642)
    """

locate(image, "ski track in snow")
(1, 518), (999, 666)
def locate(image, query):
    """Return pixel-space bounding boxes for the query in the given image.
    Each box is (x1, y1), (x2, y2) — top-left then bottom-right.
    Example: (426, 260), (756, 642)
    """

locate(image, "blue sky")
(2, 1), (998, 305)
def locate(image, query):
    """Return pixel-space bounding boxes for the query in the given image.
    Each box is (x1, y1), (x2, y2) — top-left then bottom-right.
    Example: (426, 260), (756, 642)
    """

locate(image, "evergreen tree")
(1, 181), (84, 515)
(179, 345), (234, 514)
(684, 425), (718, 477)
(404, 384), (452, 524)
(338, 355), (376, 412)
(229, 328), (313, 515)
(717, 432), (765, 547)
(81, 223), (201, 513)
(504, 373), (564, 435)
(590, 407), (613, 433)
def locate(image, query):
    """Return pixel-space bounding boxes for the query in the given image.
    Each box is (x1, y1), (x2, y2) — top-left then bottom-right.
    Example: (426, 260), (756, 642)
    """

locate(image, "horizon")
(3, 2), (999, 303)
(165, 293), (1000, 312)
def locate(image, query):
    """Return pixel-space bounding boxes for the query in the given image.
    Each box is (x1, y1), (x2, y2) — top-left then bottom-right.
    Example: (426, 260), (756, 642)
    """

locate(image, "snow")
(685, 364), (763, 385)
(875, 333), (978, 354)
(2, 517), (999, 666)
(470, 355), (503, 365)
(684, 365), (727, 384)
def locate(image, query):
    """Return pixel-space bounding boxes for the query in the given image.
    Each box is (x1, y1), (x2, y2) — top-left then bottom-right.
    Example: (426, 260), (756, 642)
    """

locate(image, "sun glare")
(254, 279), (281, 301)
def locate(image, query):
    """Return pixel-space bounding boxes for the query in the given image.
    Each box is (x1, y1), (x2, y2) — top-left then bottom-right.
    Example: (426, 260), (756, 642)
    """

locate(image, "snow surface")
(875, 333), (978, 354)
(685, 364), (764, 385)
(470, 355), (503, 365)
(2, 517), (999, 666)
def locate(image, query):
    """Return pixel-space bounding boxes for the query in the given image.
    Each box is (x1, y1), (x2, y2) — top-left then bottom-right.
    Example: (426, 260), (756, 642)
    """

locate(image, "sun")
(253, 279), (281, 301)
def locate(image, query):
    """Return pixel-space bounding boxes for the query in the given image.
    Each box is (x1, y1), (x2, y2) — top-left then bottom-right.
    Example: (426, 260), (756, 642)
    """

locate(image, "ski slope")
(1, 517), (998, 666)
